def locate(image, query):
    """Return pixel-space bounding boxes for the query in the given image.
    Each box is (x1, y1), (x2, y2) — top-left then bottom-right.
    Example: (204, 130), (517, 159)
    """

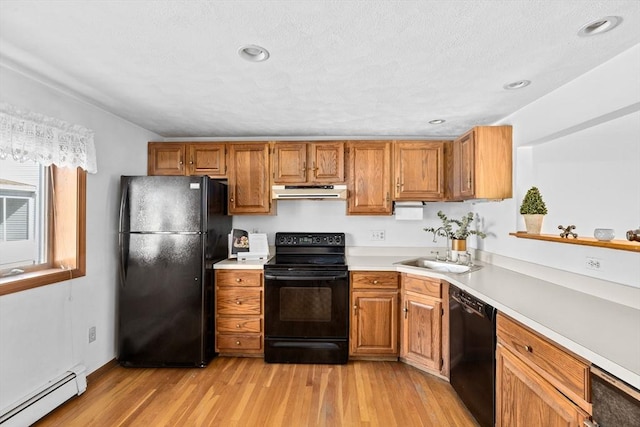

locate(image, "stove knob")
(335, 235), (342, 244)
(279, 236), (285, 244)
(328, 236), (334, 244)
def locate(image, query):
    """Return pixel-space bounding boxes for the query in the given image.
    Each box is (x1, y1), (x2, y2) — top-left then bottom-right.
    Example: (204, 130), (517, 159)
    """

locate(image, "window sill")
(509, 232), (640, 252)
(0, 267), (85, 296)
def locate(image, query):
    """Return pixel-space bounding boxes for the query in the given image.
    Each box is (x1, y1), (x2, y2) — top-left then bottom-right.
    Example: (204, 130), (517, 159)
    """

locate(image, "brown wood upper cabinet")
(448, 125), (512, 201)
(228, 143), (273, 215)
(347, 141), (393, 215)
(393, 141), (445, 201)
(148, 142), (227, 178)
(272, 141), (345, 184)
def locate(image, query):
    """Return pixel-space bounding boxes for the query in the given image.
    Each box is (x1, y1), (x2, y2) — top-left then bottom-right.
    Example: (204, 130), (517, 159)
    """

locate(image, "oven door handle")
(264, 273), (348, 281)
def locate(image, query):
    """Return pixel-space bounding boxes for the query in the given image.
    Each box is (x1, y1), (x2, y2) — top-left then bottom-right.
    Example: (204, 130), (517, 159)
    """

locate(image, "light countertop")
(214, 253), (640, 389)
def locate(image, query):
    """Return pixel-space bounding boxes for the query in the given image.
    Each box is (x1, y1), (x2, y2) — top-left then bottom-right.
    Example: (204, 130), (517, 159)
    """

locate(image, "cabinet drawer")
(217, 318), (262, 333)
(216, 270), (262, 287)
(497, 314), (590, 402)
(402, 274), (441, 298)
(351, 271), (399, 289)
(216, 289), (262, 315)
(217, 334), (262, 351)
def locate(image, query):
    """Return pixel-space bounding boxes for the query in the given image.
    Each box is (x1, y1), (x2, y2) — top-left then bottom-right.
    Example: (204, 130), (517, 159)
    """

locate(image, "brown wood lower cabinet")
(496, 313), (591, 427)
(215, 270), (264, 355)
(349, 271), (399, 359)
(400, 274), (446, 376)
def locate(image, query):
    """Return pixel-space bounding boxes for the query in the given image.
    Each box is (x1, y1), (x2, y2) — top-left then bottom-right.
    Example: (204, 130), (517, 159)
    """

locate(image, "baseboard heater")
(0, 364), (87, 426)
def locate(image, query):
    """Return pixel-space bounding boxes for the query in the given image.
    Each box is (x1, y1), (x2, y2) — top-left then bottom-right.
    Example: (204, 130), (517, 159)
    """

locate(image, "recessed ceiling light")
(429, 119), (446, 125)
(238, 44), (270, 62)
(578, 16), (621, 37)
(503, 80), (531, 90)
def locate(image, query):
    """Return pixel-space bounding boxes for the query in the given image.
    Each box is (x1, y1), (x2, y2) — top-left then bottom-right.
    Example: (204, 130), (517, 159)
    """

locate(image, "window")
(0, 159), (45, 270)
(0, 102), (93, 295)
(0, 159), (85, 295)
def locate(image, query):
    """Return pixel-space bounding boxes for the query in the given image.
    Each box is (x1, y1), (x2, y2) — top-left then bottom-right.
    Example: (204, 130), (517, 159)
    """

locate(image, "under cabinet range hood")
(272, 185), (347, 200)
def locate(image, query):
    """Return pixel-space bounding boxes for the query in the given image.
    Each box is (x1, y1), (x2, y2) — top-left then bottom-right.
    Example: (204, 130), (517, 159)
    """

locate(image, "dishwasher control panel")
(451, 287), (489, 318)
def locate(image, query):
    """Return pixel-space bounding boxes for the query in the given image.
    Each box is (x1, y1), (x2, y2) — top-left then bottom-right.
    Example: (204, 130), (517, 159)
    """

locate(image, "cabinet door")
(457, 131), (475, 199)
(347, 141), (392, 215)
(393, 141), (444, 200)
(401, 292), (442, 371)
(272, 142), (307, 183)
(310, 142), (345, 183)
(188, 143), (226, 178)
(148, 143), (186, 175)
(351, 290), (398, 356)
(228, 143), (272, 214)
(496, 345), (590, 427)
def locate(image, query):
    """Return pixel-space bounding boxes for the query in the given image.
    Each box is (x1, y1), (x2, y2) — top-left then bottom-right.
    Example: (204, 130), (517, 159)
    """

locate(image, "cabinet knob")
(236, 278), (242, 282)
(236, 341), (241, 346)
(372, 280), (379, 284)
(353, 304), (358, 313)
(236, 324), (241, 328)
(524, 345), (532, 353)
(236, 300), (242, 305)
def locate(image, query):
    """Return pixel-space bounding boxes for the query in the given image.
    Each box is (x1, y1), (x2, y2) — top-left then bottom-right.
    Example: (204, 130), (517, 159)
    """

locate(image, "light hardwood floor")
(36, 357), (478, 426)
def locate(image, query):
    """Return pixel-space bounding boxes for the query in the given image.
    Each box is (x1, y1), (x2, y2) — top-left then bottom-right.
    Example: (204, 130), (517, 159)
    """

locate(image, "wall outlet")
(585, 257), (601, 271)
(370, 230), (385, 241)
(89, 326), (96, 343)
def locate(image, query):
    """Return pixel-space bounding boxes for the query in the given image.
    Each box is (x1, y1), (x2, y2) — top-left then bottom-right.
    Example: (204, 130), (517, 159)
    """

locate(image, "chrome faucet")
(431, 226), (451, 262)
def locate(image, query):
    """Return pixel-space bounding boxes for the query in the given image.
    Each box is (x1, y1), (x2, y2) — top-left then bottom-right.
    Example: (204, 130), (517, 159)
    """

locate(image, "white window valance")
(0, 103), (97, 173)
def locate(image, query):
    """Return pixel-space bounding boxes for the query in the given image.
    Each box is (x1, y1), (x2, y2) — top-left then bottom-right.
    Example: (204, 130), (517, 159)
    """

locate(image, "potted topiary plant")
(520, 186), (548, 234)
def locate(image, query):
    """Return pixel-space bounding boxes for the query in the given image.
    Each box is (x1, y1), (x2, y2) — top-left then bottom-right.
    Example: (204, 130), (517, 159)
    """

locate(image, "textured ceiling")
(1, 1), (639, 138)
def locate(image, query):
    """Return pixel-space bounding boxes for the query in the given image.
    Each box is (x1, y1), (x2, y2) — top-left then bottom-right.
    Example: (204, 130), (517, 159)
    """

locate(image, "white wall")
(476, 43), (640, 288)
(0, 65), (158, 411)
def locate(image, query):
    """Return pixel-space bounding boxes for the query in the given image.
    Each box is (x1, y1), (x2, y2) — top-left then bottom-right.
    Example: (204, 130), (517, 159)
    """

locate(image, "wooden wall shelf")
(509, 232), (640, 253)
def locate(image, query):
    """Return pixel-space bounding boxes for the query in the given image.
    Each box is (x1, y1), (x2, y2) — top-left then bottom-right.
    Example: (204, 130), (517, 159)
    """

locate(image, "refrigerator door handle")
(119, 179), (129, 233)
(118, 232), (129, 287)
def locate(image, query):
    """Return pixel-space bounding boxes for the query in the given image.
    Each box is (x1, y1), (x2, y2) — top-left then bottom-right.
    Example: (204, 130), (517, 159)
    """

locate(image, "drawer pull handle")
(236, 278), (242, 282)
(372, 280), (379, 284)
(236, 300), (242, 305)
(236, 324), (241, 328)
(524, 345), (532, 353)
(236, 341), (241, 346)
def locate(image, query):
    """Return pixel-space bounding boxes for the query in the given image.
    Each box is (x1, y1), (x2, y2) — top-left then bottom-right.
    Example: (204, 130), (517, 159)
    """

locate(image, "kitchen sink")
(396, 258), (483, 274)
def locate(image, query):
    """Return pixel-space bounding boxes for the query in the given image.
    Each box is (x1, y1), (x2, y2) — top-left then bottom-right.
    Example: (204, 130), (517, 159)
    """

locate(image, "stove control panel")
(275, 232), (344, 247)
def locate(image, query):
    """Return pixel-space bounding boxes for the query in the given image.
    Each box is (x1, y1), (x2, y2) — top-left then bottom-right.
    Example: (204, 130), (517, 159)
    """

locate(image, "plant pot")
(451, 238), (467, 252)
(523, 214), (544, 234)
(450, 238), (467, 262)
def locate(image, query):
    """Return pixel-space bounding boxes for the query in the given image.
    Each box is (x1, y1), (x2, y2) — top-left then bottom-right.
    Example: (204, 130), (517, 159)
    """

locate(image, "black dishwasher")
(449, 284), (497, 427)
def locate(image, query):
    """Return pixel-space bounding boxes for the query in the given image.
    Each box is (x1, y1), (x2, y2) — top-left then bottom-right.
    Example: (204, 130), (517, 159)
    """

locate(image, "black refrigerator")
(117, 176), (231, 367)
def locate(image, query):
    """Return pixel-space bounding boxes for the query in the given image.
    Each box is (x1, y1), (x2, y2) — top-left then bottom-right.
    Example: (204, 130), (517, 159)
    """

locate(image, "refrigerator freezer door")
(121, 176), (205, 233)
(118, 233), (206, 366)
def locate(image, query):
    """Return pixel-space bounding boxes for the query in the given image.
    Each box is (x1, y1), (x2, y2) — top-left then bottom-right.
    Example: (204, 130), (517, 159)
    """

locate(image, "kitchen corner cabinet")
(147, 142), (227, 178)
(272, 141), (345, 184)
(215, 270), (264, 356)
(400, 274), (446, 375)
(350, 271), (399, 359)
(228, 143), (273, 215)
(449, 125), (512, 201)
(496, 313), (591, 427)
(393, 141), (445, 201)
(347, 141), (392, 215)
